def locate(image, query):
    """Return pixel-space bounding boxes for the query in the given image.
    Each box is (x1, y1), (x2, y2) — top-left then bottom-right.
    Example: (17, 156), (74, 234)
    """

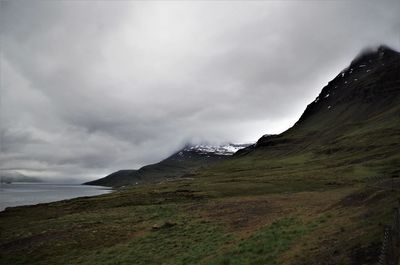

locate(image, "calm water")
(0, 183), (112, 211)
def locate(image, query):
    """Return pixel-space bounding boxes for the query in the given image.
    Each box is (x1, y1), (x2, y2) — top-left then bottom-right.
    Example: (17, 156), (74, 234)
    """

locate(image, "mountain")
(87, 46), (400, 188)
(84, 143), (252, 187)
(184, 45), (400, 263)
(0, 170), (42, 183)
(192, 45), (400, 204)
(232, 45), (400, 175)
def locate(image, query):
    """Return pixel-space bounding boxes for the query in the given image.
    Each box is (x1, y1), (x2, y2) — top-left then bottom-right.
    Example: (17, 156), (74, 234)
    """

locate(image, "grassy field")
(1, 160), (398, 265)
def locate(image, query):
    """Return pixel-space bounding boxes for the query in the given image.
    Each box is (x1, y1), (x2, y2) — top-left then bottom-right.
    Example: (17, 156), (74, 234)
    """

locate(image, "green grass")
(0, 202), (232, 265)
(205, 217), (318, 265)
(79, 217), (232, 265)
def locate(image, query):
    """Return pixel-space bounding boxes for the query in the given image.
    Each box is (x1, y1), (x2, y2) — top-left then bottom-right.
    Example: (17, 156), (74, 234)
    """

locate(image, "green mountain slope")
(209, 45), (400, 187)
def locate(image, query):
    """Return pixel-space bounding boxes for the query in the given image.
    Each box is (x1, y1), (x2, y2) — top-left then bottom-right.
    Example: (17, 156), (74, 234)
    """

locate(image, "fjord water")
(0, 183), (111, 211)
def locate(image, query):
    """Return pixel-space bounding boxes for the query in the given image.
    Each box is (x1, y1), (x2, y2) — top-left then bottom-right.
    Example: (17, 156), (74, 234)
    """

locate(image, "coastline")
(0, 183), (113, 212)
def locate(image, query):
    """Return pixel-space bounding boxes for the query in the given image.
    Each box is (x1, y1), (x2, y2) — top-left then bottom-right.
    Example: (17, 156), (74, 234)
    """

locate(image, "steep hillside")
(229, 45), (400, 179)
(84, 143), (251, 187)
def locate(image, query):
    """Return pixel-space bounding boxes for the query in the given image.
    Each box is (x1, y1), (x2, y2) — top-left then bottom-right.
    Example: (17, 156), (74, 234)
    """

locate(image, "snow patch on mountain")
(183, 143), (253, 156)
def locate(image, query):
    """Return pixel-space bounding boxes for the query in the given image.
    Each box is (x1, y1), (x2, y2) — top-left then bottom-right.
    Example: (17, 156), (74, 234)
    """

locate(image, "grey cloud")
(1, 0), (399, 181)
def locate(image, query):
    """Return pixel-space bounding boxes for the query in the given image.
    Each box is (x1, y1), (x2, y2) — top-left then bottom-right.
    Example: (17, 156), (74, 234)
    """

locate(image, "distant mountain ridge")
(84, 143), (253, 187)
(0, 170), (42, 183)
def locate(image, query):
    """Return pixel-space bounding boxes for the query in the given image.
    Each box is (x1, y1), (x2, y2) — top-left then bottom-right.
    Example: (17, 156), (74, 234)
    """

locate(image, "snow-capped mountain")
(86, 143), (253, 187)
(181, 143), (253, 156)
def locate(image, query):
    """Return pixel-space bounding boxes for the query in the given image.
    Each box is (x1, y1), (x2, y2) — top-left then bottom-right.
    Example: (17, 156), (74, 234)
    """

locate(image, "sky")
(1, 0), (399, 182)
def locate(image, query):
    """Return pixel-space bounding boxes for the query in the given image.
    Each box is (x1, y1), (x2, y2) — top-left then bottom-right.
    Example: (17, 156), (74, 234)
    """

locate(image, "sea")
(0, 182), (112, 211)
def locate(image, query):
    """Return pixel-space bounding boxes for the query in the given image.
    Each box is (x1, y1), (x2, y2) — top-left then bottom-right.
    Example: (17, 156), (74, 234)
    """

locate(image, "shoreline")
(0, 183), (113, 212)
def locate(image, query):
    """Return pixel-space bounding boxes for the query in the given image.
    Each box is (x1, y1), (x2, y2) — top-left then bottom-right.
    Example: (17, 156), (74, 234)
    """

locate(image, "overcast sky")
(1, 0), (399, 182)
